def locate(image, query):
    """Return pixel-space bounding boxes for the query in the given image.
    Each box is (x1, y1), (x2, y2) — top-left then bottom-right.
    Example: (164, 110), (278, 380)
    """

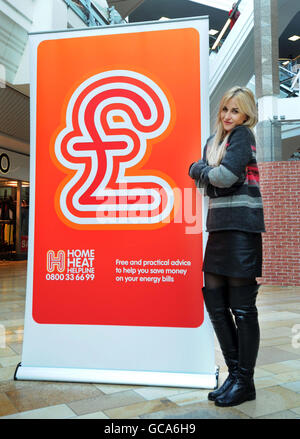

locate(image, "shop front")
(0, 148), (29, 260)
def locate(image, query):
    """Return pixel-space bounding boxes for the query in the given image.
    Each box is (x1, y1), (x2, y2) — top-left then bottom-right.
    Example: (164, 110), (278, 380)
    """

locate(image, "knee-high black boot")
(202, 286), (239, 401)
(214, 283), (260, 407)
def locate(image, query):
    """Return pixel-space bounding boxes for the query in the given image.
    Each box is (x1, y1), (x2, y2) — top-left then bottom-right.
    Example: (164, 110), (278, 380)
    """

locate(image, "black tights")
(204, 272), (256, 289)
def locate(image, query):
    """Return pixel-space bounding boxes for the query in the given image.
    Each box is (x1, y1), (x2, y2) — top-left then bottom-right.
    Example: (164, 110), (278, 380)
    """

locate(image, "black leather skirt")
(203, 230), (263, 278)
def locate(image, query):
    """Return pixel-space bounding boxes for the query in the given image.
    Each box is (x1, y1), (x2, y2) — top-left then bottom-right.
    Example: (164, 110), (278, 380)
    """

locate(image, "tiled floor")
(0, 260), (300, 419)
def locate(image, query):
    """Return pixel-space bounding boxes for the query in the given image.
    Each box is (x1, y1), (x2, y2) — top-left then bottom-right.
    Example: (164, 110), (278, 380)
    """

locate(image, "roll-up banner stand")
(15, 17), (217, 389)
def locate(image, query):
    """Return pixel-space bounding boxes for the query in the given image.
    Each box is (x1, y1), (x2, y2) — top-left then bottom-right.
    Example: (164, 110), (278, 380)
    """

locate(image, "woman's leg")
(204, 272), (227, 289)
(202, 272), (239, 400)
(214, 276), (260, 407)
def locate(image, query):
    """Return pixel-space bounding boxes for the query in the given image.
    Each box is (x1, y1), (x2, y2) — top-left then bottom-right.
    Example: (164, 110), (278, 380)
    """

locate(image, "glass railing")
(283, 119), (300, 161)
(63, 0), (109, 26)
(267, 118), (300, 161)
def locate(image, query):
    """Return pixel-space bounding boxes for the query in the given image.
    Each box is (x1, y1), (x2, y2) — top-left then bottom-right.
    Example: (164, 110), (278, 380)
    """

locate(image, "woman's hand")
(189, 160), (212, 181)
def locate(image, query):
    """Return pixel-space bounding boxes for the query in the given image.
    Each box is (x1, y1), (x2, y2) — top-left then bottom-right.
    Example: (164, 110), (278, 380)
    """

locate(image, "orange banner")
(32, 28), (204, 327)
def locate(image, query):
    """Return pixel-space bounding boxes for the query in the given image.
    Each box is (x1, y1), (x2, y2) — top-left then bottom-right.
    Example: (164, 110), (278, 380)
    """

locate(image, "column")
(254, 0), (281, 161)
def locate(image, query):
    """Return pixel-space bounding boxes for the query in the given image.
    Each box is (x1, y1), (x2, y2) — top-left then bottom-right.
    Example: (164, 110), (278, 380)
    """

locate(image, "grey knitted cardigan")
(189, 125), (265, 233)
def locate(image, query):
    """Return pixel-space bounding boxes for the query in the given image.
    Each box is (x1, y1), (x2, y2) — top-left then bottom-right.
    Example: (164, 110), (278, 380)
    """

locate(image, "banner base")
(15, 363), (218, 389)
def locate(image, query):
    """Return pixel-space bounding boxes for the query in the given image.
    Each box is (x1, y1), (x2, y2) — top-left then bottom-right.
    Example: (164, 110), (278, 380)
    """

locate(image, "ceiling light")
(209, 29), (219, 35)
(159, 17), (170, 21)
(288, 35), (300, 41)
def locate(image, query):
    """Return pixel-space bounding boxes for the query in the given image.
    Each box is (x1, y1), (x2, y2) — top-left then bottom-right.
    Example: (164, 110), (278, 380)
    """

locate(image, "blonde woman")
(189, 86), (265, 407)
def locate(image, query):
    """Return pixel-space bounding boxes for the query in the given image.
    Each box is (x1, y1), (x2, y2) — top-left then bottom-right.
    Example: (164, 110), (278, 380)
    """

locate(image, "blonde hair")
(207, 86), (258, 166)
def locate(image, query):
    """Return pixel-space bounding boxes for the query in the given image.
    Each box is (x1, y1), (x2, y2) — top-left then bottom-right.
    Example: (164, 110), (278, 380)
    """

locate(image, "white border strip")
(20, 17), (216, 390)
(15, 365), (217, 389)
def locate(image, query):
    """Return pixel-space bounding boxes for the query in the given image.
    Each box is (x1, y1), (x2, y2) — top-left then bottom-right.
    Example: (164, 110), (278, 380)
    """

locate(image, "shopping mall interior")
(0, 0), (300, 421)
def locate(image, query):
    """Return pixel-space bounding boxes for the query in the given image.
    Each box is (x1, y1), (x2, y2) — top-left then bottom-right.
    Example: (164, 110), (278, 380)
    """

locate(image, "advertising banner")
(16, 17), (216, 388)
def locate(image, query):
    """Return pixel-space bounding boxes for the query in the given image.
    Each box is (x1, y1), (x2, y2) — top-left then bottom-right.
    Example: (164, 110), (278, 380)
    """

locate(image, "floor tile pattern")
(0, 261), (300, 419)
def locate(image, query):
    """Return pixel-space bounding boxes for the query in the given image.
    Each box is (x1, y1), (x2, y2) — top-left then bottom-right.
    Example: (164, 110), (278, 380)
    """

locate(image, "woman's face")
(220, 97), (248, 133)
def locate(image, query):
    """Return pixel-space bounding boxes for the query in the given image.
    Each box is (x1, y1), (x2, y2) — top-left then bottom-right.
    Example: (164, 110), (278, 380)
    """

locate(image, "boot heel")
(247, 392), (256, 401)
(214, 381), (256, 407)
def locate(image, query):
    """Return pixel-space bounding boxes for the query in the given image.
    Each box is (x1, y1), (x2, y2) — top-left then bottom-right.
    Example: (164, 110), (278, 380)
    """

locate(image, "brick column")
(258, 161), (300, 286)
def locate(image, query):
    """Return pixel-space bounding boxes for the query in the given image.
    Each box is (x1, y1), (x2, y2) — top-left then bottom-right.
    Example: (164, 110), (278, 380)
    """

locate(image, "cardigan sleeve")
(207, 126), (253, 188)
(188, 139), (212, 182)
(206, 181), (246, 198)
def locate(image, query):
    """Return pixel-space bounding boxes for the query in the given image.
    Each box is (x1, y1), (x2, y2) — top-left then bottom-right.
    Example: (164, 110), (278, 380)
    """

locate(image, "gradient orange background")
(32, 27), (204, 327)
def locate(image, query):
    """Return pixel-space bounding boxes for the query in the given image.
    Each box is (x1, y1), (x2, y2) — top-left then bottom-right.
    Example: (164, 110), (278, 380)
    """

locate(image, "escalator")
(279, 64), (299, 97)
(209, 0), (300, 129)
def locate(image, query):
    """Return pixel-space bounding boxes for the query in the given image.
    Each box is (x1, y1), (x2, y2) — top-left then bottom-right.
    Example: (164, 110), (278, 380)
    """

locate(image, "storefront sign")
(0, 153), (9, 173)
(0, 148), (29, 181)
(16, 18), (216, 388)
